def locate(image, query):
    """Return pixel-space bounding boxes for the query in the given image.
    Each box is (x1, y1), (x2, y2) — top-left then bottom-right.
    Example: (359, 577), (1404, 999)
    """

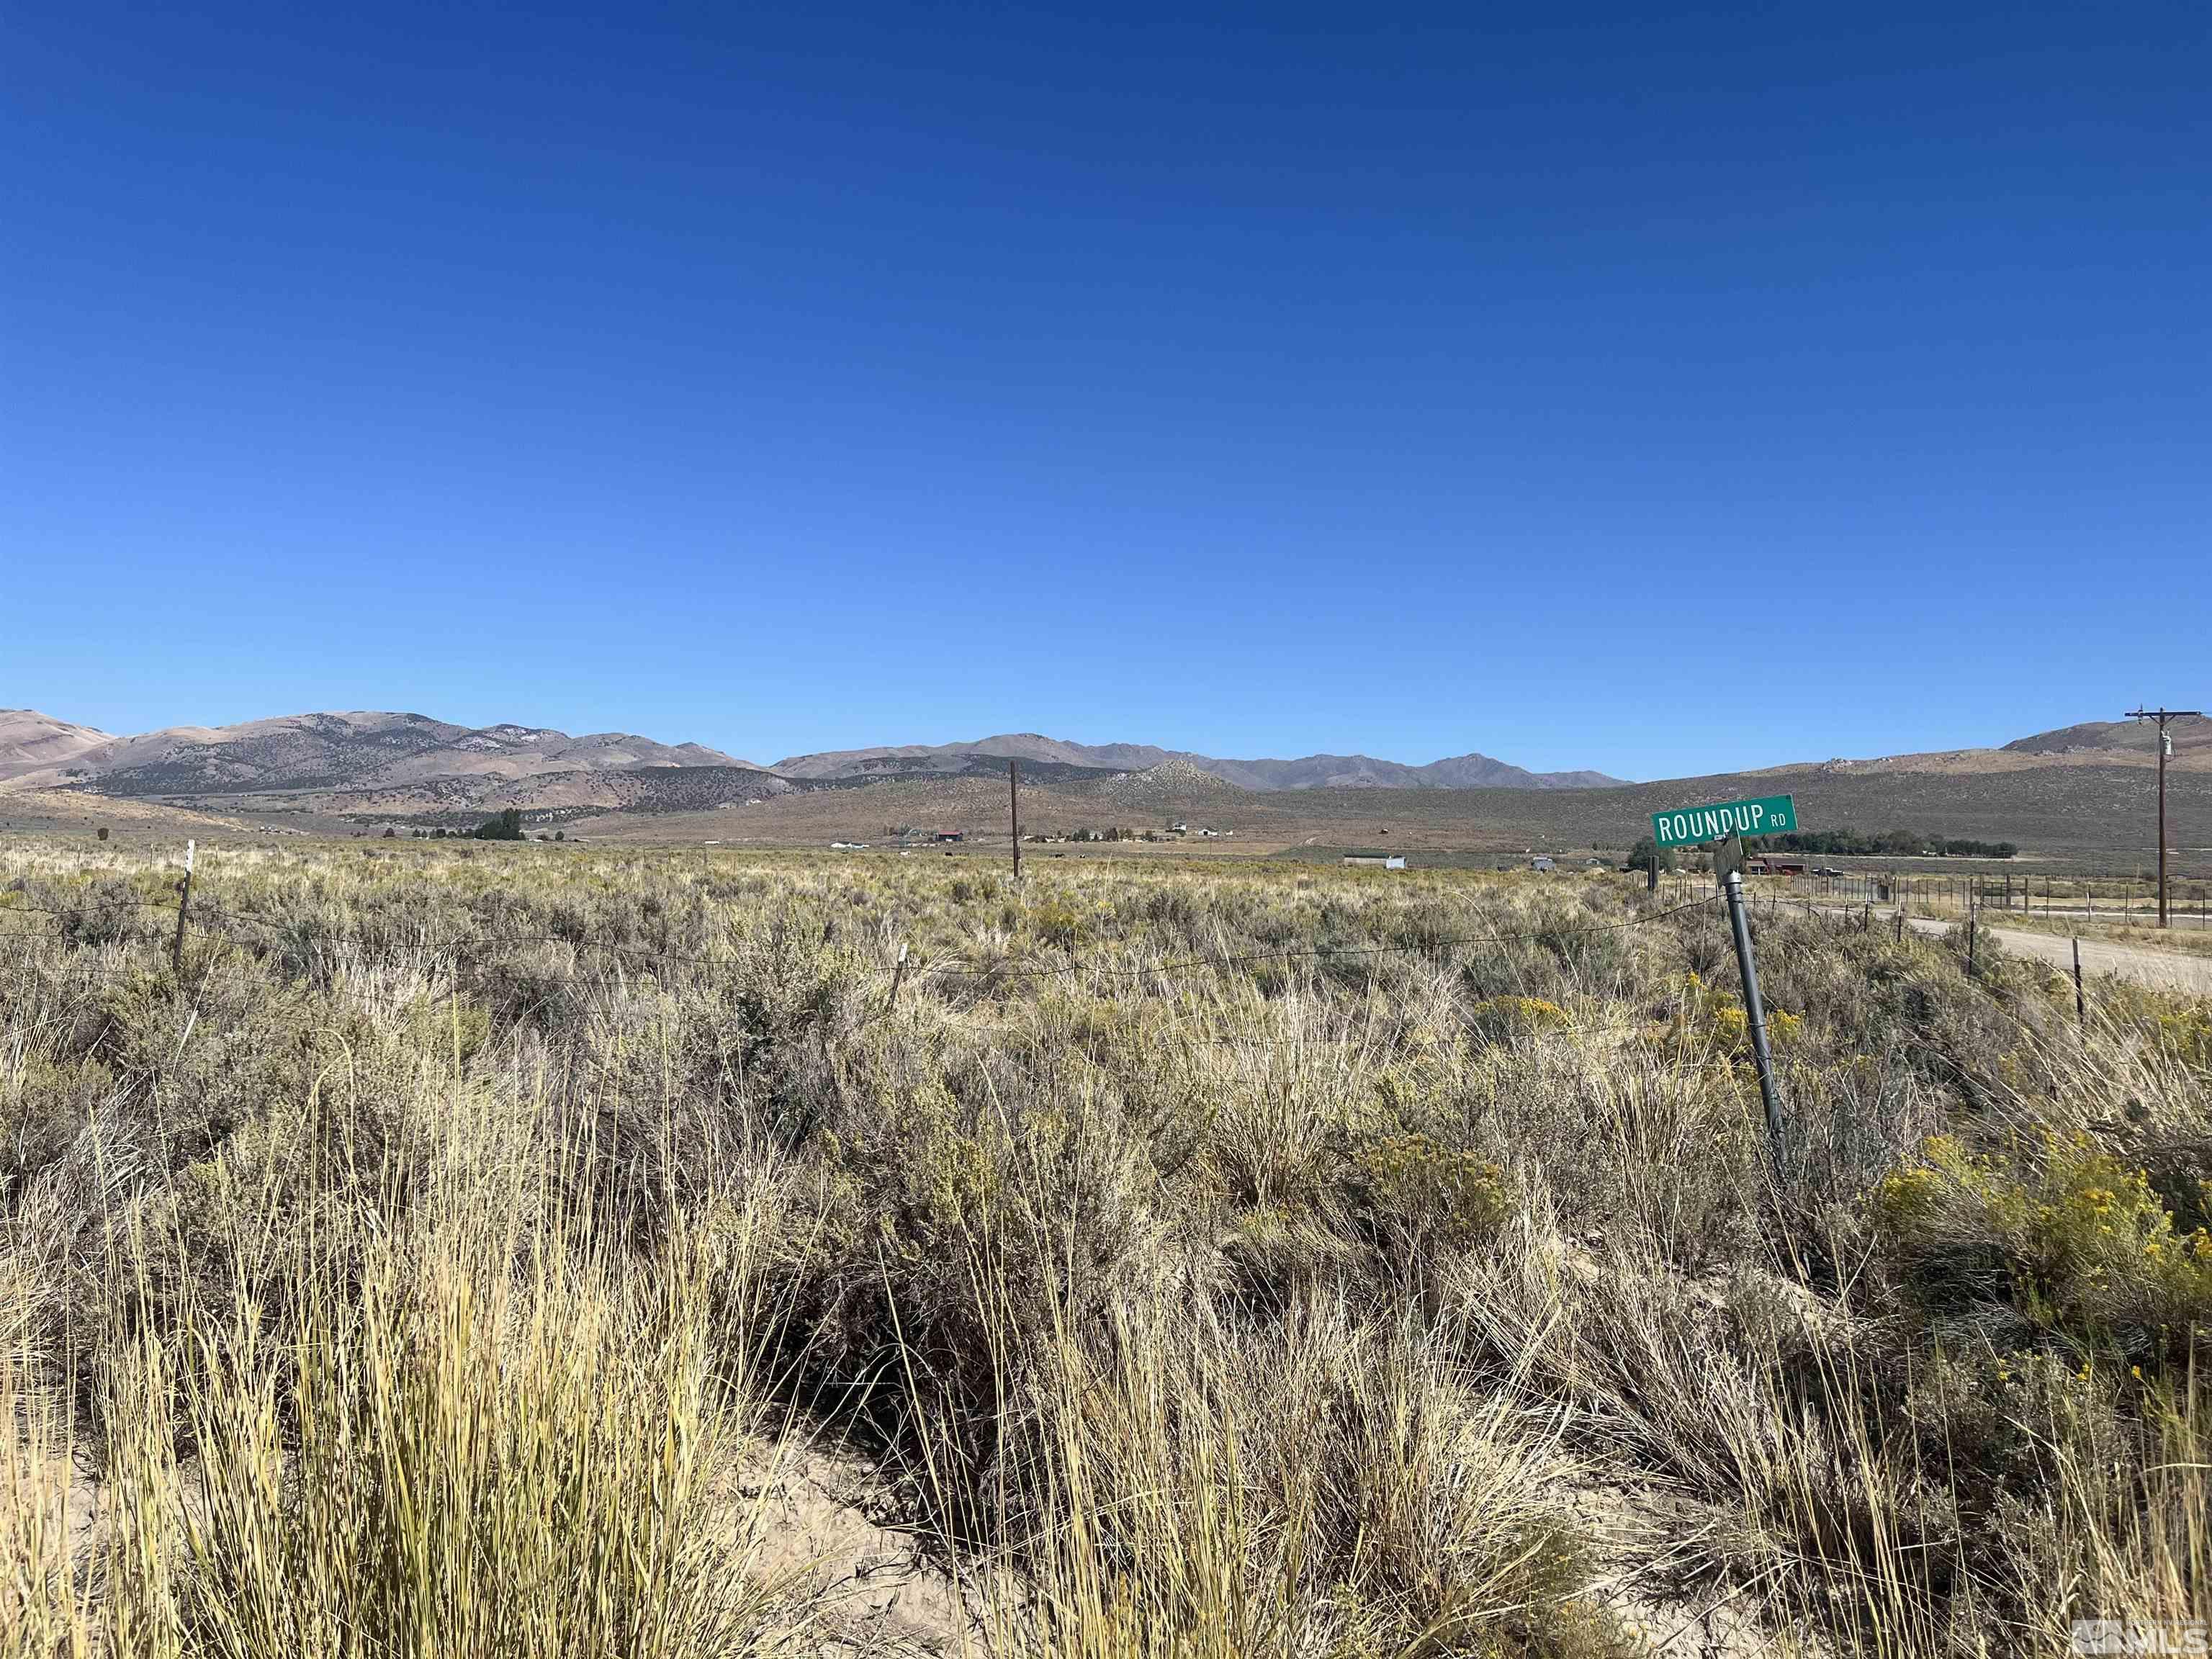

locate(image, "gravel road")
(1897, 912), (2212, 993)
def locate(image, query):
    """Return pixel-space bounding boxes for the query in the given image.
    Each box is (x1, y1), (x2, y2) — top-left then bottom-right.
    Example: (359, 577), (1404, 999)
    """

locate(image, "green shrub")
(1353, 1131), (1511, 1259)
(1025, 898), (1086, 950)
(1878, 1130), (2212, 1363)
(1467, 994), (1573, 1043)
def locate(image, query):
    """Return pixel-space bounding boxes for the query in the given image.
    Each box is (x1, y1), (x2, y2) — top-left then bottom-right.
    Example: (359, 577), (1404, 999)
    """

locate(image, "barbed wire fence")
(1659, 866), (2212, 928)
(4, 840), (2167, 1069)
(0, 862), (1747, 1053)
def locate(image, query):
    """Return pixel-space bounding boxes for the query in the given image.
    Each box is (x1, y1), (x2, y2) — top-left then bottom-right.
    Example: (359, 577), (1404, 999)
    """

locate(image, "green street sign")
(1651, 793), (1798, 850)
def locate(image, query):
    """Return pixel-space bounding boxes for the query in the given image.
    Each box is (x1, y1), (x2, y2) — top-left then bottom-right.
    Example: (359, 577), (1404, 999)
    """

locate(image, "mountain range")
(0, 709), (1624, 805)
(770, 734), (1623, 791)
(2, 708), (2206, 853)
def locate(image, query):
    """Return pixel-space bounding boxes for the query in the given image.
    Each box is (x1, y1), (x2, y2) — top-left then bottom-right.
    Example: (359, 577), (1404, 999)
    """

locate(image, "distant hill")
(0, 709), (114, 783)
(773, 733), (1627, 791)
(0, 709), (778, 811)
(302, 764), (796, 824)
(1202, 752), (1627, 791)
(2002, 716), (2212, 764)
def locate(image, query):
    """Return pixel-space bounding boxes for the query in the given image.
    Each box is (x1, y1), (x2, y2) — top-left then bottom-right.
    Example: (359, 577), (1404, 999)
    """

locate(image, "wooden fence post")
(1966, 877), (1977, 976)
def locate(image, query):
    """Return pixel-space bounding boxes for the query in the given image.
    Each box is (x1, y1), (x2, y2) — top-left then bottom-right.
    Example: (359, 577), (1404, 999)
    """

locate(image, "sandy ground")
(748, 1439), (979, 1655)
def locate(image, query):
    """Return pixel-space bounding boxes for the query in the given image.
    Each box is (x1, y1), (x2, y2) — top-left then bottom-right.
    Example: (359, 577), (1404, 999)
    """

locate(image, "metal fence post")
(171, 839), (194, 974)
(1723, 871), (1786, 1180)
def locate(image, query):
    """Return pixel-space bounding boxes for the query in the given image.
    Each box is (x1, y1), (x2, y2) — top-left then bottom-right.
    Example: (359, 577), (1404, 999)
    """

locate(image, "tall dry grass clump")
(85, 1218), (791, 1659)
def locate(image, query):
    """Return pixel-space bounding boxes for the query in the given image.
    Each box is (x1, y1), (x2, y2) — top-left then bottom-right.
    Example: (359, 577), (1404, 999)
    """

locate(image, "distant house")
(1745, 854), (1807, 876)
(1530, 856), (1554, 871)
(934, 831), (963, 843)
(1344, 854), (1406, 870)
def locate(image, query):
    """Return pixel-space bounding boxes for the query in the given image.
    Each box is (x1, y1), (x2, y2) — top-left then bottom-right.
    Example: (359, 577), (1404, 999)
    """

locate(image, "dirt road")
(1898, 913), (2212, 994)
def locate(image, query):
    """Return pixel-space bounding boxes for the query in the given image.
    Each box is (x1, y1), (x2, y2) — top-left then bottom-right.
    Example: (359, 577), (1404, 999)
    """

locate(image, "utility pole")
(2126, 707), (2202, 929)
(1009, 759), (1022, 884)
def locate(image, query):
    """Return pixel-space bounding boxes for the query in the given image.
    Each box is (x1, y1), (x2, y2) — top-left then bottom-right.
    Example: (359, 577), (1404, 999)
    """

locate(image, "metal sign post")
(1723, 869), (1786, 1179)
(1653, 793), (1799, 1180)
(1711, 832), (1747, 886)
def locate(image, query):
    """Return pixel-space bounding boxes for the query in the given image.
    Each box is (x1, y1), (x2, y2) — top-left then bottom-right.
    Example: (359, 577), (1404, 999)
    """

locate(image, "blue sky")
(5, 2), (2206, 779)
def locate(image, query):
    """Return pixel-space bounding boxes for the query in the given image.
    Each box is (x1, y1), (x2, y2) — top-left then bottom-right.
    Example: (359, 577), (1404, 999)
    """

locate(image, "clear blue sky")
(5, 2), (2206, 779)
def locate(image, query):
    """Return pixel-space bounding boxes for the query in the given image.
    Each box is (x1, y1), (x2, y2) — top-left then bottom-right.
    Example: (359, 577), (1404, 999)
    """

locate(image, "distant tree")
(554, 830), (565, 842)
(472, 808), (526, 842)
(1745, 827), (2016, 860)
(382, 827), (397, 839)
(96, 827), (109, 842)
(1626, 837), (1672, 876)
